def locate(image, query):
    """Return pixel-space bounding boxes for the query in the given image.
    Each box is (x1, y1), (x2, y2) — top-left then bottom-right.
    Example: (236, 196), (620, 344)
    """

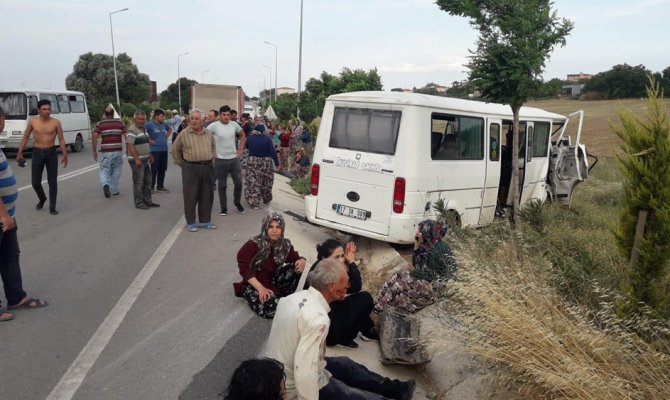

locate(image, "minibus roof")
(328, 91), (567, 122)
(0, 89), (85, 95)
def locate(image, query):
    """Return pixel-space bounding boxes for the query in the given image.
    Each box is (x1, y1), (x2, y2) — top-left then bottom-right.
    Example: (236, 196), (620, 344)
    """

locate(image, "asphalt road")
(0, 143), (273, 400)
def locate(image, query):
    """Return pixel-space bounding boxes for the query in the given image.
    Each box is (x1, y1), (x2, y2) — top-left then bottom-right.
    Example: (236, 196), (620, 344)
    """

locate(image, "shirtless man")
(16, 99), (68, 215)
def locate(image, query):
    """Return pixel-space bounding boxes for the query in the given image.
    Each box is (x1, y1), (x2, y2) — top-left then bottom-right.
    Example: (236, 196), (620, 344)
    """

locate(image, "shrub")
(289, 173), (311, 196)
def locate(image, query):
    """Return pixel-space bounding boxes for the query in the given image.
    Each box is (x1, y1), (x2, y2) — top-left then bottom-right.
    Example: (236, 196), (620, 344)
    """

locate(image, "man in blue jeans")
(146, 109), (172, 193)
(92, 106), (126, 197)
(0, 106), (49, 322)
(266, 258), (415, 400)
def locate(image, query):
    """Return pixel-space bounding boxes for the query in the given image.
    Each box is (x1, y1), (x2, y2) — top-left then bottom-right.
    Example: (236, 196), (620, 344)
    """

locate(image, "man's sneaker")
(146, 202), (161, 207)
(103, 184), (111, 198)
(187, 224), (198, 232)
(360, 328), (380, 342)
(136, 204), (149, 210)
(219, 210), (228, 216)
(112, 192), (120, 196)
(201, 222), (217, 229)
(49, 209), (59, 216)
(335, 340), (359, 350)
(235, 204), (246, 214)
(156, 187), (170, 193)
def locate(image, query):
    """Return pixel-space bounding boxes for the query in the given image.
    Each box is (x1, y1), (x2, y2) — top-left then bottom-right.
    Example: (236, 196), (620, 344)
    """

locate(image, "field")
(526, 98), (670, 157)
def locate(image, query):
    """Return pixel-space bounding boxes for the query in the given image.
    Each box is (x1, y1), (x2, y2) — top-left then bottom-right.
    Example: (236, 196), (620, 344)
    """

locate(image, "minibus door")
(480, 119), (502, 225)
(503, 121), (528, 206)
(519, 122), (534, 204)
(548, 111), (588, 207)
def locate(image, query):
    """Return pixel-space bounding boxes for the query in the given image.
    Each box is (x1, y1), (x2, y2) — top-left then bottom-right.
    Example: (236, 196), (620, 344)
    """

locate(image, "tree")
(66, 52), (151, 105)
(583, 64), (650, 99)
(437, 0), (573, 222)
(613, 78), (670, 316)
(159, 77), (197, 113)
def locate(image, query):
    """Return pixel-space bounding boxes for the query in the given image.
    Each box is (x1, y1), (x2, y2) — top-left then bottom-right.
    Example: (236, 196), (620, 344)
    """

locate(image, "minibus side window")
(58, 94), (71, 113)
(532, 122), (550, 157)
(330, 107), (401, 155)
(69, 95), (86, 113)
(29, 95), (39, 115)
(39, 94), (60, 114)
(431, 113), (484, 160)
(489, 123), (500, 161)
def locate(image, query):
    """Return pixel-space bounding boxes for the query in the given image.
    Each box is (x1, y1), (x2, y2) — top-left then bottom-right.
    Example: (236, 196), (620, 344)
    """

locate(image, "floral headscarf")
(414, 219), (448, 269)
(249, 212), (292, 274)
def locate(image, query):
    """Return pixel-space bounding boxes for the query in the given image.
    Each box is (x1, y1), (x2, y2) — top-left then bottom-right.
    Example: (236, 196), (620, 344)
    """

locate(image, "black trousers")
(181, 162), (215, 225)
(0, 223), (27, 307)
(31, 146), (58, 211)
(327, 291), (375, 346)
(151, 151), (168, 189)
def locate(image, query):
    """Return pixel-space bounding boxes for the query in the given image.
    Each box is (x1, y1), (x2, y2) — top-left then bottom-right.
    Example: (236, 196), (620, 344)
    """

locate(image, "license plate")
(336, 204), (368, 220)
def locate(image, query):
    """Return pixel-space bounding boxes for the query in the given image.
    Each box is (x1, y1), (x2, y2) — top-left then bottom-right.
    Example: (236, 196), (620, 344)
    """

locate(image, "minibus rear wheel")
(70, 134), (84, 153)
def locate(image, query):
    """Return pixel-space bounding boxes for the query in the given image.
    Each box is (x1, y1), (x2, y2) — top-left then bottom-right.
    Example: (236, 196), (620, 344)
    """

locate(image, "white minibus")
(0, 89), (91, 152)
(304, 91), (588, 244)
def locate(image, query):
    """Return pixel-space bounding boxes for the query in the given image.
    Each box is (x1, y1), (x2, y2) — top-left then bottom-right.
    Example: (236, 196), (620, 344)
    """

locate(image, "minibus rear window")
(0, 93), (27, 120)
(330, 107), (401, 155)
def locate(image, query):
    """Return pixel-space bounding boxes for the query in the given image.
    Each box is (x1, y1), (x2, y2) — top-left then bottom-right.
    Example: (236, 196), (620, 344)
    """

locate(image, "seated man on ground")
(266, 258), (415, 400)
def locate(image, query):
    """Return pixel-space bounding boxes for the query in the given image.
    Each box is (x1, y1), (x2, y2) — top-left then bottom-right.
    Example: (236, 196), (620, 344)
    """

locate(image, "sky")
(1, 0), (668, 97)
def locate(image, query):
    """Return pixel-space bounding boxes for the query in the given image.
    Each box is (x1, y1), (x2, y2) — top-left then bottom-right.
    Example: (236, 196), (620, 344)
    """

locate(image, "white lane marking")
(17, 163), (100, 192)
(45, 216), (186, 400)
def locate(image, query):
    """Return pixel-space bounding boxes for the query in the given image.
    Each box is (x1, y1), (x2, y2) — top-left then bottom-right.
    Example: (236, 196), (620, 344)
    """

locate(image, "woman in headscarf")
(305, 239), (378, 349)
(374, 219), (457, 314)
(289, 148), (310, 178)
(235, 213), (306, 318)
(244, 127), (279, 209)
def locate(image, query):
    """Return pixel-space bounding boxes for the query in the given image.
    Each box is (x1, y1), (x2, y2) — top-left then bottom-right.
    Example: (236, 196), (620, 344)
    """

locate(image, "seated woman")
(307, 239), (378, 349)
(236, 212), (306, 319)
(224, 358), (286, 400)
(289, 148), (310, 178)
(375, 219), (457, 315)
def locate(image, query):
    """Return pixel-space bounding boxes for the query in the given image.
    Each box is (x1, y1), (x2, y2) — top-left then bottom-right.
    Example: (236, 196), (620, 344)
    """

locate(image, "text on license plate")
(336, 204), (368, 220)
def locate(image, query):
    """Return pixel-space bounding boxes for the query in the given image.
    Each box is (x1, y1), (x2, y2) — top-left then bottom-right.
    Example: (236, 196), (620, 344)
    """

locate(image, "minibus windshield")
(0, 93), (27, 120)
(330, 107), (401, 155)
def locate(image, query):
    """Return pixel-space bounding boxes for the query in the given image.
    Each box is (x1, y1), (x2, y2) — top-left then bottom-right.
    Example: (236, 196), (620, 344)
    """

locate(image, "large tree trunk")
(511, 106), (521, 227)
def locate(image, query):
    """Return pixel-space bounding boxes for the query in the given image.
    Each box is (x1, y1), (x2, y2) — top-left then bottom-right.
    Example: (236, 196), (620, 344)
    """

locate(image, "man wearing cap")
(92, 105), (126, 198)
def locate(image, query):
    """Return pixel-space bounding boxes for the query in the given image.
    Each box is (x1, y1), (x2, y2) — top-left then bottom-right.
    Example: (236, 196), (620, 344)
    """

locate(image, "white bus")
(305, 91), (589, 244)
(0, 89), (90, 152)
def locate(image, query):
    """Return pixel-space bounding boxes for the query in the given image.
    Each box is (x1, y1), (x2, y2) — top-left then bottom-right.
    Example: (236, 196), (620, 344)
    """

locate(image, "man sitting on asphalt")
(266, 258), (415, 400)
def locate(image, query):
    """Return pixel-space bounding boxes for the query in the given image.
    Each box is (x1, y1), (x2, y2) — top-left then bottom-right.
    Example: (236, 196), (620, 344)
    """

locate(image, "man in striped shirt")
(0, 106), (49, 322)
(92, 106), (127, 198)
(172, 109), (217, 232)
(126, 111), (160, 210)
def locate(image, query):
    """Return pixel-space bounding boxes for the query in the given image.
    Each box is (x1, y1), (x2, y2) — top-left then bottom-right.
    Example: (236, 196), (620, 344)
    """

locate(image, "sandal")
(8, 297), (49, 310)
(1, 310), (15, 322)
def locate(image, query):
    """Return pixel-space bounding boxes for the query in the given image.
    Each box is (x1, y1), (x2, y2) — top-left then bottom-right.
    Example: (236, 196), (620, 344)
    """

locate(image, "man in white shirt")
(207, 105), (246, 215)
(266, 258), (415, 400)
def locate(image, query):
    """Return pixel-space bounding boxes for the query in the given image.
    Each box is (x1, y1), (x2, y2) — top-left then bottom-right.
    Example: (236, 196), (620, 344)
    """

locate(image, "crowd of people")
(1, 100), (456, 399)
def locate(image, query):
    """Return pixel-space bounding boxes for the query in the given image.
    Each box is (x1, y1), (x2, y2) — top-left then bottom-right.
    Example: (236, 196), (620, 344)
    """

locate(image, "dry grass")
(428, 227), (670, 399)
(526, 98), (670, 157)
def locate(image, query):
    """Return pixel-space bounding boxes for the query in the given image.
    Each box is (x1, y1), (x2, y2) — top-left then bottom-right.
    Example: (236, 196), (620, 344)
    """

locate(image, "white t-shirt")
(208, 120), (242, 159)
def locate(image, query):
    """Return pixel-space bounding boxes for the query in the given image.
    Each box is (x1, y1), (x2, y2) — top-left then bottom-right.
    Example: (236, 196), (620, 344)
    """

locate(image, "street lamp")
(201, 69), (210, 83)
(109, 7), (129, 108)
(297, 0), (303, 120)
(263, 65), (272, 102)
(264, 41), (278, 102)
(177, 52), (189, 113)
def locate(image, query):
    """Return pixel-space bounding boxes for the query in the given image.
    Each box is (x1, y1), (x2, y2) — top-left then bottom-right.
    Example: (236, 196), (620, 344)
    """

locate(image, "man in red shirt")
(92, 106), (127, 198)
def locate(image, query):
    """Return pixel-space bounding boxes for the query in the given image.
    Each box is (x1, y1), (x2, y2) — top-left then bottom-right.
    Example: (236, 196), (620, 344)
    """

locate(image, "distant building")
(566, 73), (592, 82)
(562, 84), (585, 96)
(402, 88), (414, 93)
(276, 86), (296, 95)
(148, 80), (158, 103)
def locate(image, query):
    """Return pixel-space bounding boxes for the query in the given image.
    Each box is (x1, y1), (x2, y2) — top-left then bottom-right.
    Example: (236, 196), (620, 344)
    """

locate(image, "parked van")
(0, 89), (90, 152)
(304, 91), (588, 244)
